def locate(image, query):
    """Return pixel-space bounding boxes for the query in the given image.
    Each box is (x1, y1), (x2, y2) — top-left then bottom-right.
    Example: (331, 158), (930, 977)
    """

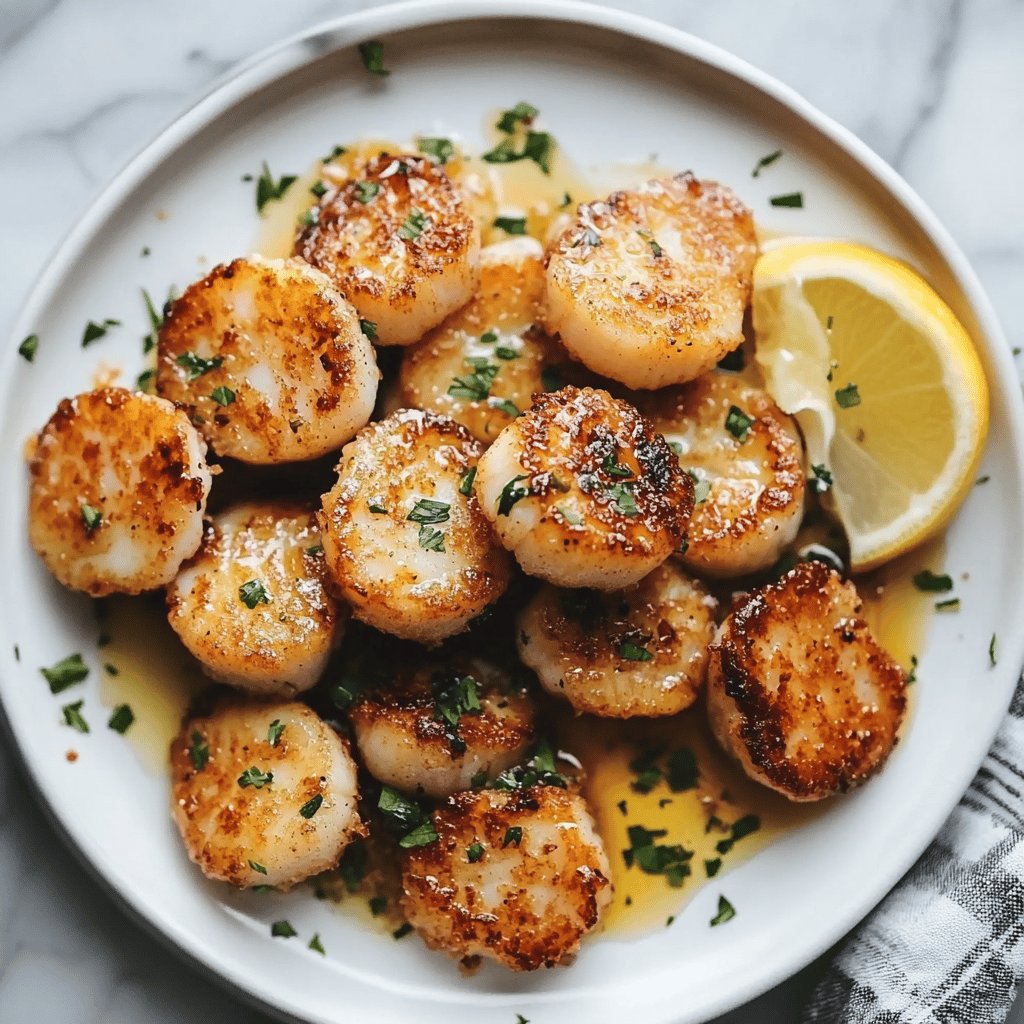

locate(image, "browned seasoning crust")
(28, 387), (210, 596)
(707, 561), (907, 802)
(400, 786), (612, 970)
(170, 699), (363, 889)
(155, 255), (377, 463)
(318, 408), (511, 642)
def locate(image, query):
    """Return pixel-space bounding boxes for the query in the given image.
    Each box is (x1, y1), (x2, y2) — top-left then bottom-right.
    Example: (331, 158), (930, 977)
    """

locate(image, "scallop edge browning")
(706, 560), (907, 802)
(28, 387), (211, 596)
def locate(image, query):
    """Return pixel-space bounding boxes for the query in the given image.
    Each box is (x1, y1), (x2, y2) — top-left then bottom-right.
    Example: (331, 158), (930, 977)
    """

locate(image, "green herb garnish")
(935, 598), (960, 612)
(467, 842), (485, 863)
(210, 385), (235, 407)
(353, 180), (381, 204)
(62, 701), (89, 733)
(358, 40), (389, 76)
(81, 318), (120, 348)
(188, 730), (209, 771)
(308, 933), (326, 955)
(618, 639), (653, 662)
(622, 825), (693, 887)
(238, 766), (274, 789)
(271, 920), (297, 938)
(41, 653), (89, 694)
(300, 793), (324, 819)
(255, 162), (297, 214)
(752, 149), (782, 177)
(239, 579), (271, 608)
(704, 857), (722, 877)
(18, 334), (38, 362)
(392, 922), (413, 940)
(369, 896), (387, 916)
(493, 741), (567, 791)
(107, 704), (134, 734)
(458, 466), (477, 497)
(495, 102), (538, 133)
(497, 474), (530, 515)
(398, 208), (429, 241)
(811, 464), (833, 493)
(834, 382), (861, 408)
(709, 894), (736, 926)
(503, 826), (523, 848)
(769, 192), (803, 208)
(407, 498), (450, 525)
(715, 814), (760, 854)
(176, 352), (223, 380)
(448, 359), (499, 401)
(378, 786), (438, 848)
(607, 481), (638, 516)
(912, 569), (953, 592)
(417, 136), (454, 164)
(267, 719), (285, 747)
(494, 216), (527, 235)
(990, 633), (998, 667)
(360, 318), (378, 341)
(80, 503), (102, 533)
(724, 405), (754, 442)
(417, 525), (445, 552)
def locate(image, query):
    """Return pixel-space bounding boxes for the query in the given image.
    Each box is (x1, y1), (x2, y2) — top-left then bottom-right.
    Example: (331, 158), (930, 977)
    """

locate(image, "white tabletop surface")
(1, 1), (1022, 1022)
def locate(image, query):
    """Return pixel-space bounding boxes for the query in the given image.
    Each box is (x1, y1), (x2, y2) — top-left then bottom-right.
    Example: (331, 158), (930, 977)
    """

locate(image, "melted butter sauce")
(98, 135), (934, 941)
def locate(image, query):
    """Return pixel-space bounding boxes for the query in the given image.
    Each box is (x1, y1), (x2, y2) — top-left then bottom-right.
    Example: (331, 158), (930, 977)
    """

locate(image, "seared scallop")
(295, 152), (481, 346)
(706, 560), (907, 802)
(156, 255), (378, 463)
(398, 237), (571, 443)
(166, 502), (342, 696)
(400, 785), (612, 970)
(639, 372), (806, 578)
(28, 387), (211, 596)
(170, 700), (362, 889)
(517, 562), (717, 717)
(473, 386), (693, 589)
(350, 658), (535, 798)
(319, 408), (511, 643)
(543, 174), (757, 389)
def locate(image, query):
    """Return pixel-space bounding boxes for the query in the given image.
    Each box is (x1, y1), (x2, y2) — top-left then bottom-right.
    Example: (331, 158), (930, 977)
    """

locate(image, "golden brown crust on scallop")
(707, 561), (907, 801)
(400, 786), (611, 970)
(28, 387), (210, 596)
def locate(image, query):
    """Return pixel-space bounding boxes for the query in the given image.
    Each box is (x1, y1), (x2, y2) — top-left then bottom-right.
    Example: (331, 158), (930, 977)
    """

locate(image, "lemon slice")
(753, 240), (989, 571)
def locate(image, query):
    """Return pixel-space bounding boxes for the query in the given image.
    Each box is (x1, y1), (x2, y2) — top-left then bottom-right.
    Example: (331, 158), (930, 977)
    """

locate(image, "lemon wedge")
(753, 240), (989, 571)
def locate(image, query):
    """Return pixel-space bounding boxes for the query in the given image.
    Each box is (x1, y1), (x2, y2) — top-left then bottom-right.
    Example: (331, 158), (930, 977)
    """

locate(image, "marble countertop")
(1, 1), (1021, 1021)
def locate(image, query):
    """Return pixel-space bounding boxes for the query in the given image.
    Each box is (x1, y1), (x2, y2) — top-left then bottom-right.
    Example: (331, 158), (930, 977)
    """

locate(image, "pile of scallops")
(27, 148), (907, 970)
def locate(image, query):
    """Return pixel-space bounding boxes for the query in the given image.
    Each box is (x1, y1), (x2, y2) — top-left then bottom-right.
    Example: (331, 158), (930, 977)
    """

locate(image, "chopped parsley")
(912, 569), (953, 593)
(407, 498), (451, 525)
(834, 382), (861, 408)
(560, 192), (572, 208)
(359, 318), (378, 341)
(811, 463), (833, 493)
(489, 397), (521, 418)
(61, 701), (89, 733)
(107, 704), (134, 734)
(310, 180), (328, 198)
(715, 814), (760, 855)
(136, 369), (155, 393)
(935, 598), (961, 612)
(470, 769), (488, 787)
(687, 470), (711, 504)
(432, 674), (482, 752)
(907, 654), (919, 685)
(80, 503), (102, 533)
(976, 475), (990, 486)
(458, 466), (477, 497)
(271, 920), (297, 938)
(176, 352), (223, 380)
(392, 922), (413, 940)
(417, 525), (445, 552)
(480, 329), (498, 344)
(267, 719), (285, 747)
(990, 633), (998, 667)
(378, 787), (438, 848)
(752, 149), (782, 177)
(142, 286), (177, 353)
(188, 730), (209, 771)
(308, 933), (326, 955)
(339, 842), (369, 892)
(495, 346), (518, 360)
(448, 359), (499, 400)
(494, 215), (527, 235)
(255, 162), (297, 214)
(368, 502), (387, 514)
(667, 748), (699, 791)
(503, 826), (523, 848)
(81, 318), (120, 347)
(369, 896), (387, 916)
(629, 750), (663, 794)
(467, 842), (485, 863)
(18, 334), (38, 362)
(607, 481), (639, 517)
(417, 136), (454, 164)
(41, 653), (89, 694)
(210, 385), (235, 407)
(398, 208), (429, 242)
(497, 474), (530, 515)
(493, 741), (567, 791)
(496, 102), (538, 132)
(249, 860), (267, 874)
(238, 766), (274, 789)
(709, 894), (736, 926)
(482, 119), (556, 175)
(622, 825), (693, 887)
(353, 180), (381, 204)
(323, 144), (347, 163)
(602, 451), (633, 478)
(704, 857), (722, 878)
(769, 192), (803, 208)
(724, 405), (754, 442)
(300, 793), (324, 819)
(239, 579), (271, 608)
(618, 639), (653, 662)
(358, 40), (389, 76)
(541, 365), (565, 392)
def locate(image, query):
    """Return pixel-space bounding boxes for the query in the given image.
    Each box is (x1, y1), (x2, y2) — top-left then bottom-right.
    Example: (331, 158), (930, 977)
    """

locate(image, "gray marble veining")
(1, 2), (1021, 1022)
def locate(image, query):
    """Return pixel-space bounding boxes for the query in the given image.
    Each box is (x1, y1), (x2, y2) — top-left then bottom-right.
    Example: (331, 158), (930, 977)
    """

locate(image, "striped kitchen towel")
(802, 679), (1024, 1023)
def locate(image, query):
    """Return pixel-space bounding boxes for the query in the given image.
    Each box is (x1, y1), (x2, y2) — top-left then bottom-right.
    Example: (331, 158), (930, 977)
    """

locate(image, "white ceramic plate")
(2, 2), (1023, 1022)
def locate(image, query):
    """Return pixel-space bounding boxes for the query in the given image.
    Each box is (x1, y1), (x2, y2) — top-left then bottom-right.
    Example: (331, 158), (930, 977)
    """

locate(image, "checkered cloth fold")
(802, 679), (1024, 1024)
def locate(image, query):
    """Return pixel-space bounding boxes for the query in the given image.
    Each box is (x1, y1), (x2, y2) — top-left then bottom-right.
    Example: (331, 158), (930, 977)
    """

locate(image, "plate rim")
(3, 2), (1023, 1022)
